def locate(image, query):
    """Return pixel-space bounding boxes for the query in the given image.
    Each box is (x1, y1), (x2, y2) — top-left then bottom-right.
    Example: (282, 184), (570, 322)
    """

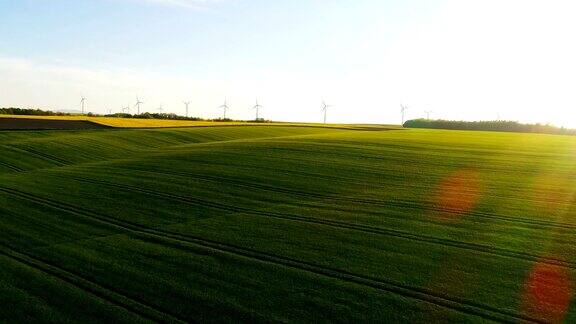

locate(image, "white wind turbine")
(135, 97), (144, 115)
(401, 104), (409, 125)
(253, 99), (262, 120)
(183, 101), (191, 118)
(80, 96), (87, 114)
(219, 98), (229, 119)
(321, 100), (332, 124)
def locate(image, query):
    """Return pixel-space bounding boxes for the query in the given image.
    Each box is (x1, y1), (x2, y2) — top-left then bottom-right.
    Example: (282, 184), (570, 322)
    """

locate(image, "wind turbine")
(321, 100), (332, 124)
(219, 98), (229, 119)
(122, 106), (130, 114)
(135, 97), (144, 115)
(157, 105), (164, 114)
(80, 96), (87, 114)
(253, 99), (262, 120)
(401, 104), (409, 125)
(424, 110), (432, 120)
(183, 101), (191, 117)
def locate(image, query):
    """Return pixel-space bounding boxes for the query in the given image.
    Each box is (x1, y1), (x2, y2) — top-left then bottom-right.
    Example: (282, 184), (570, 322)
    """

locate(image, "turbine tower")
(80, 96), (87, 114)
(425, 110), (432, 120)
(135, 97), (144, 115)
(321, 100), (332, 124)
(253, 99), (262, 120)
(157, 105), (164, 114)
(183, 101), (191, 118)
(401, 104), (408, 125)
(219, 98), (229, 119)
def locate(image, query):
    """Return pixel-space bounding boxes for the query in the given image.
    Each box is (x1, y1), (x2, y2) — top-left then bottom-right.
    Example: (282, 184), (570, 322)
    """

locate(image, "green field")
(0, 125), (574, 322)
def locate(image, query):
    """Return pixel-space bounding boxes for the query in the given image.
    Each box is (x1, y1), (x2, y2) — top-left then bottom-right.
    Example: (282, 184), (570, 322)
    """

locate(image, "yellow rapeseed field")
(0, 114), (398, 130)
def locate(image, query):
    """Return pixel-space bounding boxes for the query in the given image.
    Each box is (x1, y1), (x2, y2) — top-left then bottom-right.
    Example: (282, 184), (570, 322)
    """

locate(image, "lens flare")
(429, 169), (482, 221)
(522, 261), (573, 323)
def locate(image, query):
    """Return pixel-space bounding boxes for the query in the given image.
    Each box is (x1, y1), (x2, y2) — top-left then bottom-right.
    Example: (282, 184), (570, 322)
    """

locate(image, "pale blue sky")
(1, 1), (429, 75)
(1, 0), (575, 126)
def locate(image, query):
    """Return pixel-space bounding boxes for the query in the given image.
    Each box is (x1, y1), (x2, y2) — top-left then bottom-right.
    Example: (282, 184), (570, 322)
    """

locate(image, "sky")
(0, 0), (575, 126)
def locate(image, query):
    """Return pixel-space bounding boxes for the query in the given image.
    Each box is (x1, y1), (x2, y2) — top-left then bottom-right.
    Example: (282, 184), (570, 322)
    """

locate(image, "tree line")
(0, 107), (70, 116)
(0, 107), (268, 123)
(404, 119), (576, 136)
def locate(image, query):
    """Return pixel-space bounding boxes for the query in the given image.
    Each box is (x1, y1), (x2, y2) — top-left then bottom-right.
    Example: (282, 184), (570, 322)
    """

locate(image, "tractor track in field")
(0, 243), (186, 323)
(68, 175), (576, 271)
(0, 186), (543, 323)
(108, 165), (576, 231)
(5, 146), (70, 166)
(0, 160), (24, 172)
(100, 155), (576, 231)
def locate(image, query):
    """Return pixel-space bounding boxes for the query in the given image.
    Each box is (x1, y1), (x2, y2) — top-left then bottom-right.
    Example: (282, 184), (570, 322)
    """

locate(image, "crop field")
(0, 125), (574, 322)
(0, 117), (111, 130)
(0, 114), (397, 130)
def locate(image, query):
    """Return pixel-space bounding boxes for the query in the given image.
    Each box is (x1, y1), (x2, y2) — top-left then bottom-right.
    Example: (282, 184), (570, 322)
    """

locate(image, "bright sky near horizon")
(0, 0), (575, 126)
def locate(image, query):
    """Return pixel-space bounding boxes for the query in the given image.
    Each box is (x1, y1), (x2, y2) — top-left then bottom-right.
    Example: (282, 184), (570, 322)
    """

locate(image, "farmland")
(0, 114), (396, 130)
(0, 117), (111, 130)
(0, 124), (574, 322)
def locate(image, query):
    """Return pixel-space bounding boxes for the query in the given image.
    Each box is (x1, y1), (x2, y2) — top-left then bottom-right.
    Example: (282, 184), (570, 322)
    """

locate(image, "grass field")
(0, 125), (574, 322)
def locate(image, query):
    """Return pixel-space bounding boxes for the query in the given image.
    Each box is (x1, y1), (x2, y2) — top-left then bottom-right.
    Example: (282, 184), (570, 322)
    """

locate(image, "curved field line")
(0, 160), (24, 172)
(4, 146), (69, 166)
(0, 244), (186, 323)
(0, 186), (543, 323)
(69, 176), (575, 271)
(0, 131), (348, 177)
(112, 164), (576, 231)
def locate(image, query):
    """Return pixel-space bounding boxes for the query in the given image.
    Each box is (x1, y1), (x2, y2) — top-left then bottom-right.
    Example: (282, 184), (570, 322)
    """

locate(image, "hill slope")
(0, 126), (574, 322)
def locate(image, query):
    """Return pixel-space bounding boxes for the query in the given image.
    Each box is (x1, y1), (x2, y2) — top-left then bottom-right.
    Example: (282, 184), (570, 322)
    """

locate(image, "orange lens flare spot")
(522, 261), (573, 323)
(429, 169), (482, 221)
